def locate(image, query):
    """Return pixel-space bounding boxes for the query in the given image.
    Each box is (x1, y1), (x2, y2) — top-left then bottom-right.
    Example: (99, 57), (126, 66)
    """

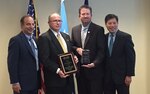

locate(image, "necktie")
(81, 27), (87, 48)
(29, 38), (35, 55)
(57, 33), (68, 53)
(29, 37), (39, 70)
(109, 34), (114, 56)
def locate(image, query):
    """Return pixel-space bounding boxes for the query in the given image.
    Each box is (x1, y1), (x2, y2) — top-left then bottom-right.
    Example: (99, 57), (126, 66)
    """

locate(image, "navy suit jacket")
(105, 30), (136, 84)
(38, 29), (73, 87)
(7, 32), (40, 91)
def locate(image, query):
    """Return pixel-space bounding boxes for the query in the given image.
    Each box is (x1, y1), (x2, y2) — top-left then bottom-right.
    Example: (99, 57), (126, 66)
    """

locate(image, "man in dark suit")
(7, 15), (40, 94)
(71, 5), (106, 94)
(104, 14), (136, 94)
(38, 13), (78, 94)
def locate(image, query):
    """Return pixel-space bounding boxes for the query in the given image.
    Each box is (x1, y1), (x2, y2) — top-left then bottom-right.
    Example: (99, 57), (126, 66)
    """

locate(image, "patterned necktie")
(57, 33), (68, 53)
(81, 27), (87, 48)
(109, 34), (114, 56)
(29, 37), (39, 70)
(29, 38), (35, 55)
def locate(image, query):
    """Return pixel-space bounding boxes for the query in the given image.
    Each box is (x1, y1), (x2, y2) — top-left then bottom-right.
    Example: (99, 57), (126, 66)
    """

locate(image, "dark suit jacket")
(105, 30), (136, 84)
(71, 22), (106, 80)
(7, 32), (40, 91)
(38, 29), (73, 87)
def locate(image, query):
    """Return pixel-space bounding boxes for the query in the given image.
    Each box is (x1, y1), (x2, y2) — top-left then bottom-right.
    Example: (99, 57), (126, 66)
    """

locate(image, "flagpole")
(73, 73), (78, 94)
(32, 0), (39, 39)
(60, 0), (78, 94)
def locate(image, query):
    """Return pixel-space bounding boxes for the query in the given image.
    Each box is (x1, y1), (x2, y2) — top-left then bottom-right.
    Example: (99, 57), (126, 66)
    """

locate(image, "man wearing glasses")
(38, 13), (77, 94)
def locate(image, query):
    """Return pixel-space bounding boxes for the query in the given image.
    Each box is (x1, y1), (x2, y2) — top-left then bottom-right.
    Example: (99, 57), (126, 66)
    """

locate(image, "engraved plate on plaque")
(58, 53), (77, 75)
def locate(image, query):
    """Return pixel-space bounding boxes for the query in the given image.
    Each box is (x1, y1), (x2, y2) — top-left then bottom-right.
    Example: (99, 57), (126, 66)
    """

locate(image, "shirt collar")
(24, 33), (32, 40)
(109, 30), (118, 36)
(50, 28), (61, 37)
(81, 22), (91, 31)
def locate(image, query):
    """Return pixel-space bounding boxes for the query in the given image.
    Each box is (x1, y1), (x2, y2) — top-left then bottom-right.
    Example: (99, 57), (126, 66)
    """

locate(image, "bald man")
(38, 13), (74, 94)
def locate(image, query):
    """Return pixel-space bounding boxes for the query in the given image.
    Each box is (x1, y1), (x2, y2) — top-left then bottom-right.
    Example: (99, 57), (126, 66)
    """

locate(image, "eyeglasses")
(50, 20), (62, 23)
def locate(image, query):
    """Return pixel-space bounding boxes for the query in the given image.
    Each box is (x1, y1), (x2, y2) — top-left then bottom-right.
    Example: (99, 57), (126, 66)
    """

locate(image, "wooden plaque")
(58, 53), (77, 75)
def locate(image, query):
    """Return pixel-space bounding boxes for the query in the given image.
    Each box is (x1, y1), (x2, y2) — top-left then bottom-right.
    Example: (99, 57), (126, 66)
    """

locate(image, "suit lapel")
(20, 32), (35, 58)
(60, 32), (70, 52)
(84, 30), (90, 48)
(77, 25), (82, 47)
(111, 31), (120, 55)
(84, 23), (93, 47)
(106, 32), (120, 57)
(48, 30), (64, 53)
(106, 34), (110, 56)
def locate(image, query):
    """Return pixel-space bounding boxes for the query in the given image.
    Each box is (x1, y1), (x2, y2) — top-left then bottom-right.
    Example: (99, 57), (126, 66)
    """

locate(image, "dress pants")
(45, 85), (72, 94)
(104, 71), (129, 94)
(77, 70), (104, 94)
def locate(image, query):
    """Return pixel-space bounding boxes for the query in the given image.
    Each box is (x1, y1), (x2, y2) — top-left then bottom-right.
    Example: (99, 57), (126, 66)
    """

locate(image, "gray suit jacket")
(71, 22), (106, 80)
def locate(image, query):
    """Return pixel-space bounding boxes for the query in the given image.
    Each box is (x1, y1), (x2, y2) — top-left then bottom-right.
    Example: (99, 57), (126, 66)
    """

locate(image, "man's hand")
(125, 76), (132, 86)
(12, 83), (21, 93)
(76, 48), (83, 56)
(74, 55), (78, 64)
(58, 70), (69, 78)
(82, 63), (95, 68)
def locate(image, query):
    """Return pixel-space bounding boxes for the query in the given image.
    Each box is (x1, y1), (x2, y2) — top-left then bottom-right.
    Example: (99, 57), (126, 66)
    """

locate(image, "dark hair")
(20, 15), (33, 26)
(105, 14), (118, 23)
(79, 5), (92, 16)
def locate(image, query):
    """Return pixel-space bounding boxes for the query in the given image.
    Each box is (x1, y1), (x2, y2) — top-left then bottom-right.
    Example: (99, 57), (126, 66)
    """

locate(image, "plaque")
(81, 49), (90, 64)
(58, 53), (77, 75)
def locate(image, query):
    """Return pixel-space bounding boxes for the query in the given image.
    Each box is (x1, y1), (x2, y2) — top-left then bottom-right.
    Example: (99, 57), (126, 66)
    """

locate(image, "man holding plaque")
(38, 13), (77, 94)
(71, 5), (106, 94)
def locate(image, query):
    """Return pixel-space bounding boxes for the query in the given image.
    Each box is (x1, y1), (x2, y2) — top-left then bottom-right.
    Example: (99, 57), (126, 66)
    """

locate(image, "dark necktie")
(109, 34), (114, 56)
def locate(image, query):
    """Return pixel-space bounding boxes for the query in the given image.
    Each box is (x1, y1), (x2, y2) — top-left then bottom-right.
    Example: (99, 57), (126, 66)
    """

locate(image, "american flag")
(27, 1), (45, 94)
(27, 0), (40, 38)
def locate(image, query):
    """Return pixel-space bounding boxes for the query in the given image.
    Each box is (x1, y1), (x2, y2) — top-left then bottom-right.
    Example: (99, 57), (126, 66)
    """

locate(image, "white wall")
(0, 0), (149, 94)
